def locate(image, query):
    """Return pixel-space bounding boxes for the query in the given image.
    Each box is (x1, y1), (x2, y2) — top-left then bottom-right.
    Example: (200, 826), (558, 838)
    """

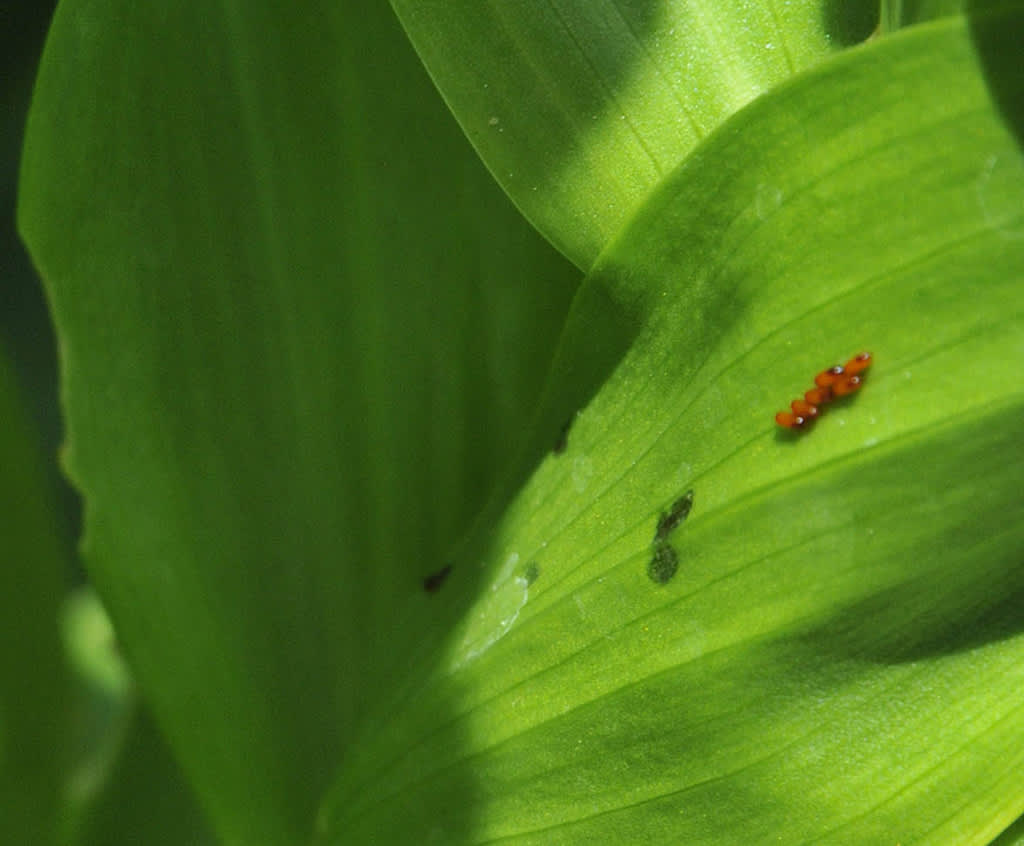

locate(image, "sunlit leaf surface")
(316, 14), (1024, 844)
(389, 0), (877, 267)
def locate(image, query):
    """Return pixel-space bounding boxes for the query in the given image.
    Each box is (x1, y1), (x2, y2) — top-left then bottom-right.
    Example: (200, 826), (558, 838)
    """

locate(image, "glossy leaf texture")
(18, 2), (578, 844)
(388, 0), (876, 269)
(316, 13), (1024, 844)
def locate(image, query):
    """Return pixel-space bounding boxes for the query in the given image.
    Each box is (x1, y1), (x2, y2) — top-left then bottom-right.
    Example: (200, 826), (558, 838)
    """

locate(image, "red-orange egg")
(814, 365), (845, 388)
(777, 352), (873, 431)
(775, 411), (807, 429)
(832, 374), (862, 397)
(791, 399), (819, 419)
(844, 352), (872, 375)
(804, 385), (833, 406)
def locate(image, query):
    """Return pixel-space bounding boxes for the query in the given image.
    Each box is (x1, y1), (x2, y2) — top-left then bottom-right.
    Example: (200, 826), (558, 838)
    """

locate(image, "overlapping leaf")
(19, 0), (1024, 842)
(388, 0), (876, 268)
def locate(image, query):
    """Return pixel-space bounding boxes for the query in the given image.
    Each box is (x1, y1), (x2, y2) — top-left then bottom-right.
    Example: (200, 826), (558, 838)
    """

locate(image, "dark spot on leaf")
(647, 543), (678, 585)
(822, 0), (878, 48)
(423, 564), (452, 593)
(523, 562), (540, 585)
(552, 413), (576, 455)
(654, 489), (695, 543)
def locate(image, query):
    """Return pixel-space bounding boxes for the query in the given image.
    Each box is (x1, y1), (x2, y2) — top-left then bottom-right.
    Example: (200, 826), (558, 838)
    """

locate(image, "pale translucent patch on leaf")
(974, 154), (1024, 240)
(448, 553), (532, 669)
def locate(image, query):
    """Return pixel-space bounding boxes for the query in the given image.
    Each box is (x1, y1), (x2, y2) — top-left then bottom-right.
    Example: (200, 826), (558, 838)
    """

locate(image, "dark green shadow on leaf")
(884, 0), (968, 28)
(968, 0), (1024, 150)
(0, 346), (68, 846)
(73, 705), (217, 846)
(821, 0), (880, 46)
(992, 812), (1024, 845)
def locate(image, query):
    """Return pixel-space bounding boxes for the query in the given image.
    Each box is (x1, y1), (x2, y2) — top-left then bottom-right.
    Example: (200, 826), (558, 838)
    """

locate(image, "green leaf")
(18, 2), (577, 844)
(58, 588), (133, 840)
(881, 0), (966, 30)
(58, 592), (216, 846)
(71, 705), (217, 846)
(0, 345), (68, 846)
(388, 0), (875, 269)
(993, 814), (1024, 846)
(317, 14), (1024, 844)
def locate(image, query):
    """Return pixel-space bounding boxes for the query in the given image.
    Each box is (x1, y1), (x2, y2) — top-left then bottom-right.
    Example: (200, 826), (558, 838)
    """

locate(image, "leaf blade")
(390, 0), (851, 268)
(18, 2), (578, 843)
(318, 13), (1024, 843)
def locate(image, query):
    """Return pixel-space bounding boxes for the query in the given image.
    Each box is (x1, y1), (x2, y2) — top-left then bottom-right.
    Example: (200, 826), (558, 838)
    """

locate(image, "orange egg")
(832, 374), (863, 396)
(804, 386), (833, 406)
(814, 365), (845, 388)
(775, 410), (807, 429)
(776, 353), (873, 432)
(844, 352), (872, 375)
(791, 398), (819, 419)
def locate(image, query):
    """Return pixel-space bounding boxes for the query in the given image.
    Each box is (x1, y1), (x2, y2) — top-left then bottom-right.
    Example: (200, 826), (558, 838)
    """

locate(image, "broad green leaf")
(0, 346), (68, 846)
(389, 0), (876, 269)
(18, 2), (577, 843)
(317, 14), (1024, 844)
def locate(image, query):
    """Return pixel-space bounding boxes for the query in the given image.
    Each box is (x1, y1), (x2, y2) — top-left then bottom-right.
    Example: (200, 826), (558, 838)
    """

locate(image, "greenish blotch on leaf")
(648, 489), (694, 584)
(647, 543), (679, 585)
(654, 489), (695, 543)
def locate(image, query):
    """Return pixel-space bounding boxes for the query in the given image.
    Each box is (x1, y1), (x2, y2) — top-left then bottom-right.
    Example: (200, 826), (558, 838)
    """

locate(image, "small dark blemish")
(552, 413), (576, 455)
(654, 489), (695, 543)
(423, 564), (453, 594)
(647, 543), (678, 585)
(523, 562), (540, 586)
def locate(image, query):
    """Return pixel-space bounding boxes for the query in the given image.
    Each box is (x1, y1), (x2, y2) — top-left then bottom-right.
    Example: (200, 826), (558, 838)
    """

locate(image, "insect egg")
(775, 410), (807, 429)
(791, 398), (819, 419)
(831, 374), (862, 396)
(844, 352), (872, 376)
(776, 352), (873, 432)
(804, 386), (833, 406)
(814, 365), (845, 388)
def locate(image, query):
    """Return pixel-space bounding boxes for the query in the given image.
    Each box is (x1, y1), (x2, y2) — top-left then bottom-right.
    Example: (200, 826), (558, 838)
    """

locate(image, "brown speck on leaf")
(423, 564), (453, 593)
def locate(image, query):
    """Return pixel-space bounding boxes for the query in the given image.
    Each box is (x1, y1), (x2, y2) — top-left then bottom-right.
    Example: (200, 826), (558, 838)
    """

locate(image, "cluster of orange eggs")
(775, 352), (872, 430)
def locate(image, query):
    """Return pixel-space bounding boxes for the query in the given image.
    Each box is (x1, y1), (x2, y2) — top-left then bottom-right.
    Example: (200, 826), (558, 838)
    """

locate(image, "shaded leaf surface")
(72, 706), (217, 846)
(0, 348), (67, 846)
(18, 1), (577, 843)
